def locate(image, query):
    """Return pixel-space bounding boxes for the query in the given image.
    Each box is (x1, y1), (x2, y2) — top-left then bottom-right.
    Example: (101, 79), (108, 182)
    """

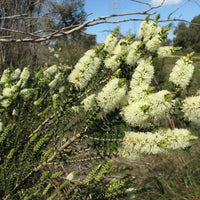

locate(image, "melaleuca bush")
(67, 18), (198, 160)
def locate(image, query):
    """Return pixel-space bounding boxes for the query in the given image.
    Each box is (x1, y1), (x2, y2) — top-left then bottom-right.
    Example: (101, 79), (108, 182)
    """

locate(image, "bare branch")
(0, 0), (197, 43)
(131, 0), (151, 7)
(167, 0), (191, 19)
(0, 14), (27, 19)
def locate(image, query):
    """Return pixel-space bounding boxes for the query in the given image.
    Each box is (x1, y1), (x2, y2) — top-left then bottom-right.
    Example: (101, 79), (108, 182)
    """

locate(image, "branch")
(4, 128), (92, 200)
(167, 0), (191, 19)
(0, 0), (196, 43)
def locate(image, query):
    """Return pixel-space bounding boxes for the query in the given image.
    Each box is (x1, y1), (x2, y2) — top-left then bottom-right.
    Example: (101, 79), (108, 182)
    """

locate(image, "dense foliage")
(173, 14), (200, 52)
(0, 16), (200, 199)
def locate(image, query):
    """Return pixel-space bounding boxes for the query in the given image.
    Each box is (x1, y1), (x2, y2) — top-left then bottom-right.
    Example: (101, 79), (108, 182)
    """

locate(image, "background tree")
(44, 0), (96, 65)
(173, 14), (200, 52)
(0, 0), (44, 69)
(0, 0), (96, 69)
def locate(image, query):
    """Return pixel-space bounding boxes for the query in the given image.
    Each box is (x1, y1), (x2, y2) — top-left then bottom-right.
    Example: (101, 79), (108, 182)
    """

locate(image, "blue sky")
(84, 0), (200, 43)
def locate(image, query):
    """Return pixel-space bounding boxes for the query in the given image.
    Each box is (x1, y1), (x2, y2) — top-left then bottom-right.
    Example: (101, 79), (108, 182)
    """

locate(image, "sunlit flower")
(58, 86), (65, 93)
(1, 99), (11, 108)
(139, 21), (162, 42)
(182, 95), (200, 121)
(148, 90), (171, 119)
(121, 100), (150, 127)
(113, 39), (128, 56)
(0, 69), (10, 84)
(157, 46), (174, 58)
(104, 34), (118, 53)
(125, 41), (141, 66)
(169, 57), (194, 89)
(48, 73), (62, 89)
(81, 94), (96, 111)
(130, 58), (154, 88)
(145, 36), (162, 52)
(44, 65), (58, 78)
(10, 68), (21, 81)
(104, 55), (121, 72)
(68, 50), (101, 90)
(120, 128), (197, 160)
(0, 122), (3, 132)
(3, 86), (18, 97)
(20, 88), (35, 100)
(122, 90), (171, 127)
(127, 84), (149, 104)
(96, 78), (127, 113)
(20, 67), (30, 88)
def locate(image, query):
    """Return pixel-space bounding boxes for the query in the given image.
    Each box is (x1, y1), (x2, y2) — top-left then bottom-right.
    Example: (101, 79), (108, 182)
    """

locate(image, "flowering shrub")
(68, 17), (198, 159)
(0, 16), (199, 199)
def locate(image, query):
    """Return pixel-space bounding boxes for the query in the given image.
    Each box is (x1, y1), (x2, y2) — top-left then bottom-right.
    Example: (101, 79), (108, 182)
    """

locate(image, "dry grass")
(123, 140), (200, 199)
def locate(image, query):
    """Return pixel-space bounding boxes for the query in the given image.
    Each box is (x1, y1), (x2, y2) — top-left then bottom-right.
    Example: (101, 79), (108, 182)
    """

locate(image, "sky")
(84, 0), (200, 43)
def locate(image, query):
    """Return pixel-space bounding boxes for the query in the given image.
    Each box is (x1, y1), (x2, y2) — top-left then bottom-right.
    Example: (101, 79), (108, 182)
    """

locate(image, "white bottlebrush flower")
(1, 99), (11, 108)
(104, 34), (118, 53)
(2, 85), (18, 97)
(96, 78), (127, 113)
(113, 39), (128, 56)
(120, 128), (197, 160)
(122, 90), (171, 127)
(120, 131), (165, 160)
(130, 58), (154, 89)
(10, 68), (21, 81)
(68, 50), (101, 90)
(52, 93), (59, 109)
(58, 86), (65, 93)
(121, 100), (150, 127)
(169, 57), (194, 89)
(182, 95), (200, 121)
(20, 88), (35, 100)
(43, 65), (58, 78)
(104, 55), (121, 72)
(19, 67), (30, 88)
(48, 73), (62, 89)
(139, 21), (162, 42)
(0, 122), (3, 132)
(12, 108), (18, 116)
(145, 36), (162, 52)
(157, 46), (174, 58)
(125, 41), (141, 66)
(0, 69), (10, 84)
(81, 94), (96, 111)
(127, 84), (149, 104)
(162, 128), (197, 150)
(147, 90), (172, 119)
